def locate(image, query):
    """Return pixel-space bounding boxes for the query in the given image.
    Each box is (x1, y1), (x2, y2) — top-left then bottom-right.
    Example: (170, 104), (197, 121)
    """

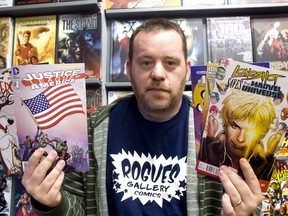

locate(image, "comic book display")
(105, 0), (180, 9)
(197, 59), (288, 192)
(251, 17), (288, 71)
(12, 63), (89, 173)
(57, 13), (101, 80)
(86, 85), (102, 114)
(261, 160), (288, 216)
(0, 68), (22, 176)
(110, 18), (205, 82)
(206, 16), (253, 63)
(12, 15), (57, 65)
(0, 17), (13, 69)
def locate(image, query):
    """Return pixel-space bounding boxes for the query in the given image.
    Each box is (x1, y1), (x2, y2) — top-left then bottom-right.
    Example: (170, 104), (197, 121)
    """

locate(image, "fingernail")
(37, 148), (44, 154)
(58, 160), (65, 167)
(50, 151), (57, 156)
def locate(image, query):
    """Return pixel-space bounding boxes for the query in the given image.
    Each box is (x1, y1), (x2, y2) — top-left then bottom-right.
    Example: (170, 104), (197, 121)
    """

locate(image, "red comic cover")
(206, 16), (253, 63)
(12, 63), (89, 173)
(0, 68), (22, 176)
(12, 15), (57, 66)
(197, 59), (288, 192)
(57, 13), (102, 81)
(251, 17), (288, 71)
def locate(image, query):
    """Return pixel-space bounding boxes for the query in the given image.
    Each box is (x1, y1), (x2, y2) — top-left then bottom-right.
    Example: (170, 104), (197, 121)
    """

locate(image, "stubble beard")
(131, 76), (187, 114)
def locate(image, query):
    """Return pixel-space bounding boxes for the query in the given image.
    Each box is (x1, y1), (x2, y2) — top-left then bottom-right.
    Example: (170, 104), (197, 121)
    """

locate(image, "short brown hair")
(128, 18), (188, 61)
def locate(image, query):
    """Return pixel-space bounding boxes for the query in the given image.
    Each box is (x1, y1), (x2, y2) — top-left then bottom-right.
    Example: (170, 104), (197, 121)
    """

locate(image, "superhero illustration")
(252, 17), (288, 62)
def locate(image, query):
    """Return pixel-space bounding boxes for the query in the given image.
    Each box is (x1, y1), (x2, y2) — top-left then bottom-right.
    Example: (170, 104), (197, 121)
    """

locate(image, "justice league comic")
(196, 59), (288, 192)
(12, 63), (89, 173)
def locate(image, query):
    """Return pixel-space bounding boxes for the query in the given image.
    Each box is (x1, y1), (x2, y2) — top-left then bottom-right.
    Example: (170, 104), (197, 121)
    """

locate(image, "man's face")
(226, 118), (262, 159)
(23, 33), (30, 44)
(126, 30), (190, 120)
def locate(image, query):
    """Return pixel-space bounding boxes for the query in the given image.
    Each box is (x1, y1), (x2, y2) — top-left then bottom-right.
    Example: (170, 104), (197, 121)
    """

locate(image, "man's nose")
(151, 63), (166, 80)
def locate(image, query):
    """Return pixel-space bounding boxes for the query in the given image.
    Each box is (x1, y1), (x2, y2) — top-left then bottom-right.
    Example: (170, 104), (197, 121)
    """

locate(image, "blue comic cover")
(12, 63), (89, 173)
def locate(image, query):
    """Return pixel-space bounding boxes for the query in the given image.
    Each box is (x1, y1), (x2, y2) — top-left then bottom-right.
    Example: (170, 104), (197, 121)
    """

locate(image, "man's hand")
(219, 158), (263, 216)
(22, 148), (65, 207)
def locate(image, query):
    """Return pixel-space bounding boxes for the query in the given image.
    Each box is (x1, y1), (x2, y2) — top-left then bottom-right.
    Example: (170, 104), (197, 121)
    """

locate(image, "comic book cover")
(0, 68), (22, 176)
(0, 17), (13, 69)
(276, 132), (288, 160)
(110, 20), (143, 82)
(228, 0), (288, 4)
(261, 160), (288, 215)
(191, 65), (206, 155)
(182, 0), (225, 6)
(10, 175), (37, 216)
(251, 17), (288, 69)
(0, 0), (12, 7)
(0, 174), (12, 216)
(12, 15), (56, 65)
(105, 0), (180, 9)
(206, 16), (253, 63)
(86, 85), (102, 114)
(57, 13), (101, 81)
(14, 0), (54, 5)
(107, 91), (133, 104)
(196, 59), (288, 192)
(12, 63), (89, 173)
(110, 18), (205, 82)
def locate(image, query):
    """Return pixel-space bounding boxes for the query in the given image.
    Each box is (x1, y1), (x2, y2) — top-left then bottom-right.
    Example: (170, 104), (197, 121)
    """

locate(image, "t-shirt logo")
(110, 149), (187, 207)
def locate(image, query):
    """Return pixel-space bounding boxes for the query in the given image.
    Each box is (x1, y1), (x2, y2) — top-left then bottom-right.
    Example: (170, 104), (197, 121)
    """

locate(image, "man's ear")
(186, 60), (191, 81)
(126, 60), (131, 81)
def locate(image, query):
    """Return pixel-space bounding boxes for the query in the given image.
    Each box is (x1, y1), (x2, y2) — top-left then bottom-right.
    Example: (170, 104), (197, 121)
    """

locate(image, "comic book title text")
(0, 79), (12, 95)
(18, 17), (53, 26)
(228, 65), (285, 99)
(61, 15), (98, 31)
(22, 69), (81, 90)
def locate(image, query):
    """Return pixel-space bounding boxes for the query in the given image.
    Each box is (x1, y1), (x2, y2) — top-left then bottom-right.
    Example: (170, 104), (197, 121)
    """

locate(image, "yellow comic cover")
(13, 15), (56, 65)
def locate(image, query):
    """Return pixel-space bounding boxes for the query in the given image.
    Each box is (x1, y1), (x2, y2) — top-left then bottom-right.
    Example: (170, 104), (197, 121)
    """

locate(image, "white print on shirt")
(110, 149), (187, 207)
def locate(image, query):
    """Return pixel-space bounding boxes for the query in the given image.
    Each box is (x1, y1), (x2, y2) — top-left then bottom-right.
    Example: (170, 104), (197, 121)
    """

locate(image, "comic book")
(57, 13), (101, 81)
(190, 65), (206, 155)
(196, 59), (288, 192)
(107, 91), (133, 104)
(0, 68), (22, 176)
(12, 63), (89, 173)
(10, 175), (37, 216)
(261, 160), (288, 215)
(86, 85), (102, 114)
(110, 20), (143, 82)
(251, 17), (288, 66)
(276, 132), (288, 160)
(110, 18), (206, 82)
(12, 15), (57, 65)
(0, 0), (12, 7)
(206, 16), (253, 63)
(14, 0), (54, 5)
(0, 17), (13, 69)
(0, 174), (12, 216)
(105, 0), (180, 9)
(182, 0), (225, 6)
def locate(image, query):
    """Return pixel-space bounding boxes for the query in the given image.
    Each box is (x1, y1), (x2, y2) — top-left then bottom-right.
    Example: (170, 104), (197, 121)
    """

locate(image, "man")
(22, 18), (262, 216)
(15, 30), (38, 65)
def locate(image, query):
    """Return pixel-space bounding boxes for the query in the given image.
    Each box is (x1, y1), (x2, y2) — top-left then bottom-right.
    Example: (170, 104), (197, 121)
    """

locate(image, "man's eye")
(140, 60), (153, 68)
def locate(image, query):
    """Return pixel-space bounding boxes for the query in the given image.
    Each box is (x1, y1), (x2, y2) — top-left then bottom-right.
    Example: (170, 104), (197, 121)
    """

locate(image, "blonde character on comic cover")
(199, 90), (281, 180)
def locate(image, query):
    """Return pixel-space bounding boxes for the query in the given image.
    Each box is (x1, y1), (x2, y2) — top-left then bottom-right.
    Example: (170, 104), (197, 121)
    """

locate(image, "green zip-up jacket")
(34, 95), (261, 216)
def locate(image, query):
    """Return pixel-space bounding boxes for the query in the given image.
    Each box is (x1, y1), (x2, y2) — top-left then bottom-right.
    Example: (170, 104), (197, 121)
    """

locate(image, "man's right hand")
(22, 148), (65, 207)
